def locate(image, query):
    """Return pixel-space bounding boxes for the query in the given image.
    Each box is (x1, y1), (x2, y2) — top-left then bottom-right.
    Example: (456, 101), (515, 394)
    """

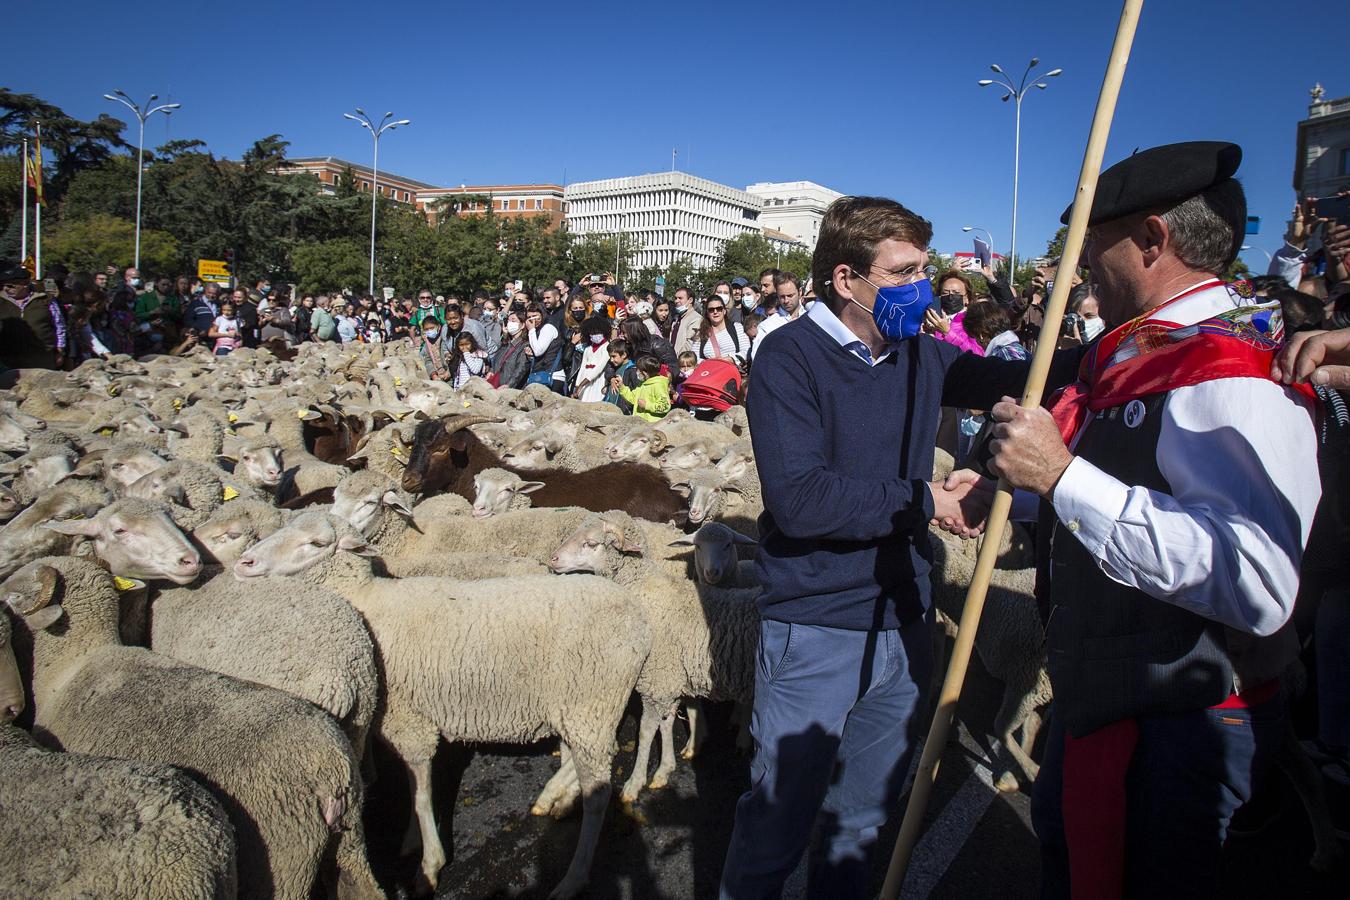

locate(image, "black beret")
(0, 261), (30, 283)
(1061, 141), (1242, 225)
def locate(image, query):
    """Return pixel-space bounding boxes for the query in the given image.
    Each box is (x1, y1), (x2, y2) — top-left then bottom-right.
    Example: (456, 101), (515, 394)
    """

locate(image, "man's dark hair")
(609, 338), (631, 357)
(635, 355), (661, 378)
(962, 300), (1013, 347)
(471, 288), (490, 302)
(1067, 282), (1093, 312)
(774, 272), (803, 292)
(760, 268), (782, 281)
(1249, 275), (1287, 295)
(813, 196), (933, 303)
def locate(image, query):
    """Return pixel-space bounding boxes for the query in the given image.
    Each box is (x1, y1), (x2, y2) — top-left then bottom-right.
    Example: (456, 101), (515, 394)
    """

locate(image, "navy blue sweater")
(747, 314), (1050, 630)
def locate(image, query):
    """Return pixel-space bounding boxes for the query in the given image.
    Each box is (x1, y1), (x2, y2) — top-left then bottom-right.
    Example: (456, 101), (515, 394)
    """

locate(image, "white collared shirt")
(805, 299), (896, 367)
(1041, 279), (1320, 637)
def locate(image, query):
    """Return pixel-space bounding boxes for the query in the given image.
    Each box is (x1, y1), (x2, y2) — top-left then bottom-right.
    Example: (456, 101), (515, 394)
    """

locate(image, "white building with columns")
(745, 180), (843, 252)
(564, 172), (763, 270)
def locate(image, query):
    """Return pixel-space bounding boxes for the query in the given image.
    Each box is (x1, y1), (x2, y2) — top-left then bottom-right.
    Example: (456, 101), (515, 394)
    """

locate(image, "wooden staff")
(879, 1), (1145, 896)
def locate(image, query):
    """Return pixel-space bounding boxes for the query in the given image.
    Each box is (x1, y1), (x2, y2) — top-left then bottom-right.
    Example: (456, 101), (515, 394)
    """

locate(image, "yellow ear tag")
(222, 486), (240, 502)
(98, 428), (115, 437)
(227, 412), (239, 423)
(296, 410), (307, 419)
(390, 446), (403, 458)
(112, 576), (139, 592)
(462, 401), (471, 408)
(172, 398), (183, 410)
(107, 385), (119, 396)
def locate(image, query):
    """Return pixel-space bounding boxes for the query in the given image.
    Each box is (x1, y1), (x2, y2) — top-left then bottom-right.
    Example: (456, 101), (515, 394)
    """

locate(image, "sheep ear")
(381, 490), (414, 519)
(585, 423), (610, 435)
(730, 530), (758, 546)
(43, 518), (102, 537)
(25, 604), (64, 631)
(336, 533), (378, 556)
(346, 446), (370, 461)
(71, 455), (104, 477)
(670, 482), (691, 499)
(517, 481), (546, 495)
(667, 536), (696, 547)
(0, 460), (20, 475)
(718, 457), (751, 480)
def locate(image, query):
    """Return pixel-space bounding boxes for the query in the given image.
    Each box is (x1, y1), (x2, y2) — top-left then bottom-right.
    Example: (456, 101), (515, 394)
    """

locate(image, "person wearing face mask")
(572, 317), (612, 402)
(712, 280), (741, 326)
(719, 196), (1064, 900)
(417, 317), (454, 380)
(672, 286), (702, 354)
(1071, 283), (1106, 342)
(0, 262), (67, 370)
(478, 299), (503, 360)
(490, 311), (532, 389)
(409, 290), (444, 332)
(740, 282), (763, 316)
(925, 270), (985, 356)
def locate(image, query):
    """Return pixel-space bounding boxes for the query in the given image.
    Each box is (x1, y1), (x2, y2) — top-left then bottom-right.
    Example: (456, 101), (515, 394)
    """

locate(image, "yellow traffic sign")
(198, 259), (232, 284)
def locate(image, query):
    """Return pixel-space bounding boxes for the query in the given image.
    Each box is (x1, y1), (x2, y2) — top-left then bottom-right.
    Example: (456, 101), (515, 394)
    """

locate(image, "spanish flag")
(25, 130), (44, 206)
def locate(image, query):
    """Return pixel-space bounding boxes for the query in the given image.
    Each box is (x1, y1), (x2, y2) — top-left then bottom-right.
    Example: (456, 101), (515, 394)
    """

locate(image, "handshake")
(928, 469), (995, 539)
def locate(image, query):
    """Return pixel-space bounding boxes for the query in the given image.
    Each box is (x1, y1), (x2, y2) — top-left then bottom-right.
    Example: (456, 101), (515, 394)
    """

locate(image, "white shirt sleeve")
(1050, 378), (1320, 636)
(528, 323), (559, 356)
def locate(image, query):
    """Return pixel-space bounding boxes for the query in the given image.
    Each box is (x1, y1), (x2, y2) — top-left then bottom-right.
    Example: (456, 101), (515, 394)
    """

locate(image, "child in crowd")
(606, 338), (639, 411)
(208, 301), (242, 356)
(614, 356), (670, 422)
(673, 350), (698, 407)
(451, 332), (489, 389)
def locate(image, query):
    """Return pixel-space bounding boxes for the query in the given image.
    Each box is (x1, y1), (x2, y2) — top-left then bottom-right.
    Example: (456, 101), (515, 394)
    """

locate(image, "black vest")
(1040, 391), (1295, 738)
(0, 292), (58, 369)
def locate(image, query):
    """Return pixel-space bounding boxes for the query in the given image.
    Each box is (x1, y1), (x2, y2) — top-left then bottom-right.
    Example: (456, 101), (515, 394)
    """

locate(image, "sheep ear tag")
(222, 486), (240, 502)
(227, 412), (239, 424)
(112, 576), (145, 593)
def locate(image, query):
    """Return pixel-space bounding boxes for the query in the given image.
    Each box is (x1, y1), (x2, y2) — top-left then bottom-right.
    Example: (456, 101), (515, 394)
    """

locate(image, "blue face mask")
(850, 272), (933, 341)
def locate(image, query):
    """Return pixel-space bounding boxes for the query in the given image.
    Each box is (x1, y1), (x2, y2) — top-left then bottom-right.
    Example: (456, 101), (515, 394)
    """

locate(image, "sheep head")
(605, 426), (663, 463)
(0, 485), (22, 523)
(0, 448), (78, 499)
(1, 562), (64, 636)
(100, 445), (169, 492)
(668, 522), (758, 586)
(221, 436), (284, 489)
(501, 420), (581, 469)
(44, 498), (202, 585)
(670, 467), (746, 526)
(234, 511), (374, 580)
(549, 512), (647, 579)
(193, 501), (290, 565)
(471, 468), (544, 519)
(332, 471), (414, 538)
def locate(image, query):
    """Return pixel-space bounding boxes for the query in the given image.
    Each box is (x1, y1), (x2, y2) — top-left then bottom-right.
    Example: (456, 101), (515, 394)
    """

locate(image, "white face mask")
(675, 303), (688, 315)
(742, 296), (757, 308)
(589, 334), (606, 345)
(506, 320), (522, 335)
(1083, 317), (1105, 341)
(717, 292), (731, 303)
(592, 301), (606, 312)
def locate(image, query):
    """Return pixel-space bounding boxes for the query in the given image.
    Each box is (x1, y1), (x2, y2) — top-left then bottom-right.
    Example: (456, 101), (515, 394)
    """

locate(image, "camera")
(1061, 312), (1086, 340)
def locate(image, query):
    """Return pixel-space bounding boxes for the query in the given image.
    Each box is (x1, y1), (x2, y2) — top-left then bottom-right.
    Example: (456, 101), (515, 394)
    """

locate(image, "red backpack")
(679, 359), (742, 412)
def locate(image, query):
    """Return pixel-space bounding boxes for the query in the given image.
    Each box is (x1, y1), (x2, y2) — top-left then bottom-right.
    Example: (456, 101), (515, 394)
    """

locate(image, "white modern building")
(745, 180), (844, 251)
(564, 172), (762, 270)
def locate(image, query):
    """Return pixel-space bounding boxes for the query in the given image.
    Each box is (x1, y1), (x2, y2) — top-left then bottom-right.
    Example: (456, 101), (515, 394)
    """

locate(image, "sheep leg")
(1276, 720), (1345, 872)
(680, 699), (707, 760)
(409, 756), (446, 896)
(620, 699), (666, 804)
(532, 744), (580, 818)
(649, 709), (679, 790)
(547, 752), (613, 900)
(992, 683), (1041, 793)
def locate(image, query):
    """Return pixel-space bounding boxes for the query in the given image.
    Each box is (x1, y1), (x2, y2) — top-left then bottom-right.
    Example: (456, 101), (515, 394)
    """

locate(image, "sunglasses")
(707, 305), (726, 313)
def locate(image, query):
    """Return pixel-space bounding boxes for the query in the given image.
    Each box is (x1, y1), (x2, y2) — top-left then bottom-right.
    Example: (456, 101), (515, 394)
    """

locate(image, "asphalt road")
(357, 640), (1348, 899)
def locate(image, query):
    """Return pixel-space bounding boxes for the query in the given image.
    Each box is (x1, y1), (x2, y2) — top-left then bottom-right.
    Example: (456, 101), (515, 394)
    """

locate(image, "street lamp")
(961, 225), (996, 269)
(1240, 244), (1272, 267)
(343, 109), (411, 297)
(104, 90), (181, 270)
(977, 58), (1061, 287)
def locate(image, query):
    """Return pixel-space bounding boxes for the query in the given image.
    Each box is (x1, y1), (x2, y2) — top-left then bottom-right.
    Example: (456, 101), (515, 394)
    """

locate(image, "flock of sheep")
(0, 339), (1049, 899)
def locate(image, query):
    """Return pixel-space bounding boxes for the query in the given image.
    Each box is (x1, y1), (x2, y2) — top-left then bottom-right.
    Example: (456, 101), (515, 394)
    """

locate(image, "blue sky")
(10, 0), (1333, 268)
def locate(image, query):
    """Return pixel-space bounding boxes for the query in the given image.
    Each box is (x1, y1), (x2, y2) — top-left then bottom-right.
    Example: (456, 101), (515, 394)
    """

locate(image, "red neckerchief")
(1048, 280), (1316, 896)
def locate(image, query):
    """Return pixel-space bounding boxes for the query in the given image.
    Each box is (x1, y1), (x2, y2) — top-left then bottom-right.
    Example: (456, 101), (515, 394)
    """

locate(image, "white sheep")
(549, 510), (760, 804)
(150, 568), (380, 772)
(669, 521), (760, 589)
(0, 446), (78, 504)
(3, 557), (384, 900)
(233, 511), (651, 899)
(0, 721), (239, 899)
(0, 480), (112, 579)
(192, 499), (292, 565)
(219, 433), (286, 494)
(97, 442), (170, 492)
(928, 526), (1049, 791)
(669, 452), (763, 539)
(125, 459), (263, 530)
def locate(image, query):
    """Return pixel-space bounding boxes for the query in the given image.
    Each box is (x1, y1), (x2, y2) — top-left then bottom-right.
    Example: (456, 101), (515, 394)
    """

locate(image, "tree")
(1045, 225), (1068, 260)
(46, 213), (178, 275)
(291, 238), (369, 295)
(0, 89), (129, 206)
(567, 231), (642, 286)
(1224, 257), (1251, 281)
(58, 156), (137, 224)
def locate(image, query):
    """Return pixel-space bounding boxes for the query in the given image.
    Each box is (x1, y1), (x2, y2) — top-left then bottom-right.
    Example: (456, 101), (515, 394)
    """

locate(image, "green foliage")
(46, 213), (178, 275)
(1045, 225), (1068, 260)
(711, 233), (811, 286)
(58, 156), (137, 224)
(566, 231), (643, 286)
(1224, 256), (1251, 281)
(291, 238), (369, 295)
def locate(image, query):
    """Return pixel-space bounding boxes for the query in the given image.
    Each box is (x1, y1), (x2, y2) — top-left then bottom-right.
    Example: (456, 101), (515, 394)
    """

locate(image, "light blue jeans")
(719, 614), (933, 900)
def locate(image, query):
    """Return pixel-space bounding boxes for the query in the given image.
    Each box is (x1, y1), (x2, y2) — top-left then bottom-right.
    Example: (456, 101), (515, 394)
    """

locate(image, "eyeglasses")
(856, 264), (924, 285)
(707, 305), (726, 313)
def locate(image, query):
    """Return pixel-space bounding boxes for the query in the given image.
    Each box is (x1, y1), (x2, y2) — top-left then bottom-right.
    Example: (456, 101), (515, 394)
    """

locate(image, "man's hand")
(988, 397), (1073, 498)
(1323, 219), (1350, 285)
(929, 473), (994, 538)
(1272, 329), (1350, 390)
(1285, 199), (1313, 250)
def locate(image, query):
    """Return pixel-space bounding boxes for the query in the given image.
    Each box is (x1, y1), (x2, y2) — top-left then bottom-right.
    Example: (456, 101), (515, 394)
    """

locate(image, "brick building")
(416, 184), (566, 229)
(278, 156), (436, 205)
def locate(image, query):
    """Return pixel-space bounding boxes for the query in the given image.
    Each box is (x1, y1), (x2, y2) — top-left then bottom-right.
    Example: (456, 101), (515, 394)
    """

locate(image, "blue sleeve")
(747, 340), (934, 543)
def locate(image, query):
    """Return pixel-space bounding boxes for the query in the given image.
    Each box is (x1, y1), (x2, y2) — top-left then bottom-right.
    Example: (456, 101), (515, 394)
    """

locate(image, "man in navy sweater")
(719, 196), (1063, 899)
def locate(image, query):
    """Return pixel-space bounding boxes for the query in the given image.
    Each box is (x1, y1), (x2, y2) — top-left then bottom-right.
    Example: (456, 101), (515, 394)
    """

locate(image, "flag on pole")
(26, 129), (45, 206)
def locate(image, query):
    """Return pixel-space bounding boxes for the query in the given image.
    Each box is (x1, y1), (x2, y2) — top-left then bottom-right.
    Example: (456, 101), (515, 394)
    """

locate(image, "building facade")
(416, 184), (566, 229)
(278, 157), (436, 205)
(564, 172), (762, 270)
(745, 180), (843, 252)
(1295, 85), (1350, 201)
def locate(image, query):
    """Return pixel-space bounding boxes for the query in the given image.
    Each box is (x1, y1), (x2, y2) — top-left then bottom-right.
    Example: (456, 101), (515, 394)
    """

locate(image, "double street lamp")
(978, 59), (1061, 286)
(343, 109), (411, 297)
(104, 90), (181, 270)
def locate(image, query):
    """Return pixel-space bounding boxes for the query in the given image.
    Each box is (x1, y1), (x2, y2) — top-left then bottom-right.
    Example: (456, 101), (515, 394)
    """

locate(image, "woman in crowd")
(560, 296), (590, 393)
(417, 315), (453, 381)
(525, 302), (563, 387)
(652, 298), (677, 345)
(620, 318), (677, 372)
(491, 310), (531, 389)
(261, 306), (298, 347)
(925, 270), (984, 355)
(963, 300), (1028, 362)
(693, 293), (748, 369)
(294, 296), (314, 341)
(573, 317), (612, 402)
(478, 298), (503, 359)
